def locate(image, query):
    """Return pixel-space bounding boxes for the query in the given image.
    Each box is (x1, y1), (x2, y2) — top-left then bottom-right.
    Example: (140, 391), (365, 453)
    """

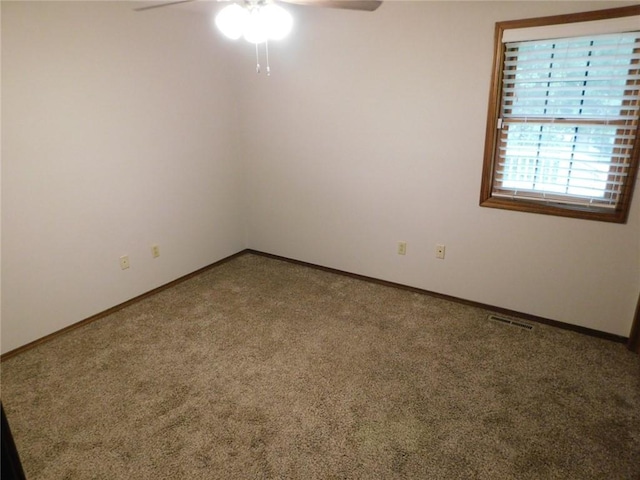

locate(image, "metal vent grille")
(488, 315), (534, 330)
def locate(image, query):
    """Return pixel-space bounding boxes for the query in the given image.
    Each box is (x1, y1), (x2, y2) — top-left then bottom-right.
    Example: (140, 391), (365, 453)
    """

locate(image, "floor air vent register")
(488, 315), (534, 330)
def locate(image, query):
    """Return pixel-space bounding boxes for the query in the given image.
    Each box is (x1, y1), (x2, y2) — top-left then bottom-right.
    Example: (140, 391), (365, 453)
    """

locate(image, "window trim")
(480, 5), (640, 223)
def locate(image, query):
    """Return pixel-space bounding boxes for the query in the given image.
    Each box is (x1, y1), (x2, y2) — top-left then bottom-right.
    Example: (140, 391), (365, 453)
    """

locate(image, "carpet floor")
(1, 252), (639, 479)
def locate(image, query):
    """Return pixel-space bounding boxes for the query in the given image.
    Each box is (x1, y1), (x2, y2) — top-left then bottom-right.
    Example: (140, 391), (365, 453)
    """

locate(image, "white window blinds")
(493, 31), (640, 209)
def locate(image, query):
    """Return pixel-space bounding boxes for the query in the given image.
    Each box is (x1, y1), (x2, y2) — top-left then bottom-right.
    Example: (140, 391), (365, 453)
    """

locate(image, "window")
(480, 6), (640, 223)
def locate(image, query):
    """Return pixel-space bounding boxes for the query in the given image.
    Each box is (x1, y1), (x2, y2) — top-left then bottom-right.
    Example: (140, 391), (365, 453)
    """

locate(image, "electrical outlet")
(120, 255), (130, 270)
(151, 244), (160, 258)
(435, 244), (445, 259)
(398, 241), (407, 255)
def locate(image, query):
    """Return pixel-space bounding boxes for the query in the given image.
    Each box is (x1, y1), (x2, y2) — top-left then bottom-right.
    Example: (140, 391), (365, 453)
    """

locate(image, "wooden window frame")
(480, 5), (640, 223)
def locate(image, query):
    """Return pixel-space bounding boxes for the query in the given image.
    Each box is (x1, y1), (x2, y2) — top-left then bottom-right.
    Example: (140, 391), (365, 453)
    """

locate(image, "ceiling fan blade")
(280, 0), (382, 12)
(134, 0), (197, 12)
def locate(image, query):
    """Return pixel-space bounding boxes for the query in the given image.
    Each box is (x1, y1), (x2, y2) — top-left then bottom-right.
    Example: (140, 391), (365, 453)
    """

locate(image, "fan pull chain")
(253, 42), (271, 76)
(255, 42), (261, 74)
(265, 40), (271, 76)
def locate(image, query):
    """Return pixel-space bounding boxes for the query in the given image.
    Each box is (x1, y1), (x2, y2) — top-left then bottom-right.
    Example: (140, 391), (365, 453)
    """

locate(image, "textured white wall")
(1, 2), (246, 353)
(242, 1), (640, 336)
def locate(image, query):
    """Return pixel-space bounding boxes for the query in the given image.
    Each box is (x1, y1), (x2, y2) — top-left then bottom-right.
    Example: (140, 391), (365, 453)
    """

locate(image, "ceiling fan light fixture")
(215, 2), (293, 44)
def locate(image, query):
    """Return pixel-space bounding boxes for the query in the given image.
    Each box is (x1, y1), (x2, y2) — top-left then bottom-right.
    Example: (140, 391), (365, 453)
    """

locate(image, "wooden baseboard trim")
(0, 250), (247, 362)
(246, 249), (629, 344)
(2, 248), (629, 361)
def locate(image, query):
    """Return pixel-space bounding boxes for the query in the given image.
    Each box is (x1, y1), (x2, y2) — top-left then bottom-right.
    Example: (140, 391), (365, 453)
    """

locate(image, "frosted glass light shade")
(243, 8), (269, 44)
(262, 4), (293, 41)
(215, 4), (248, 40)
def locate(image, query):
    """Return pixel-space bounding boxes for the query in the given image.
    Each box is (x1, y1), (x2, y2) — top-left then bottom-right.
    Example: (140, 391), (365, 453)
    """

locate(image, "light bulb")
(215, 4), (248, 40)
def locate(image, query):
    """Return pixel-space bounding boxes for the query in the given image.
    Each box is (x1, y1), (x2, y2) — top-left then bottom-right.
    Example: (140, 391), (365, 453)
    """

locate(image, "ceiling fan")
(135, 0), (382, 74)
(135, 0), (382, 13)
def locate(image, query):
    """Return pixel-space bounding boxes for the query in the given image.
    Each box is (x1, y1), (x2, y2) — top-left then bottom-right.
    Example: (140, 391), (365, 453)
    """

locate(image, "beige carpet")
(1, 252), (639, 479)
